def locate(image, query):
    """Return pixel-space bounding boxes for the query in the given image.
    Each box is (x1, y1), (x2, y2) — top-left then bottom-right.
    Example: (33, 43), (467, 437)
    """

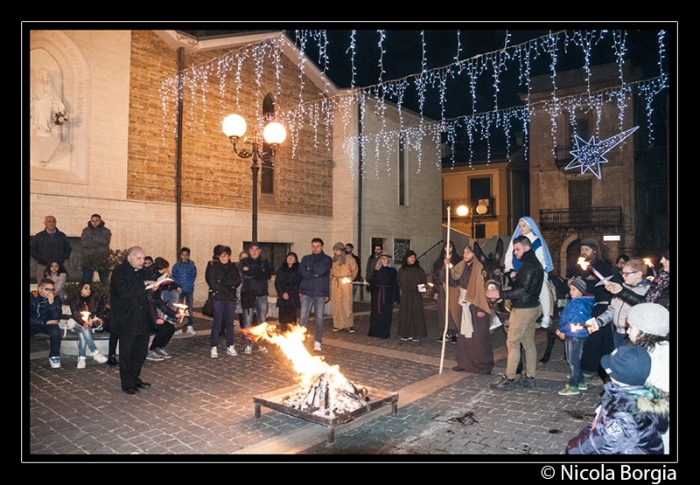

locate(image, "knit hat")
(569, 278), (588, 295)
(627, 303), (670, 337)
(580, 238), (599, 251)
(601, 346), (651, 386)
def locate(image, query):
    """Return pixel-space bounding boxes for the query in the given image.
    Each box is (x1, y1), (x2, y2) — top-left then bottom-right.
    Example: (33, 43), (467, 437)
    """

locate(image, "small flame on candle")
(577, 257), (589, 270)
(643, 258), (653, 268)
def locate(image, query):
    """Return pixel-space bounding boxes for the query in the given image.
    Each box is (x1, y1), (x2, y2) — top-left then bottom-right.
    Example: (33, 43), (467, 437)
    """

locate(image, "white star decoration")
(566, 126), (639, 179)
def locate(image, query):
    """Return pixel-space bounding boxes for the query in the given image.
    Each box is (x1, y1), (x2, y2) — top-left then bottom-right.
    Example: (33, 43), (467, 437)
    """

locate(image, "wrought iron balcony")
(539, 207), (622, 229)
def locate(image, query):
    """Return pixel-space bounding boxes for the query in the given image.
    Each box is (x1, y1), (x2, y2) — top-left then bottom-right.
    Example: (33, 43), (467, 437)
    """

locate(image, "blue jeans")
(242, 295), (268, 346)
(565, 336), (586, 387)
(73, 324), (99, 357)
(612, 329), (627, 349)
(82, 267), (109, 283)
(299, 295), (326, 343)
(211, 300), (236, 348)
(180, 292), (194, 327)
(29, 318), (62, 357)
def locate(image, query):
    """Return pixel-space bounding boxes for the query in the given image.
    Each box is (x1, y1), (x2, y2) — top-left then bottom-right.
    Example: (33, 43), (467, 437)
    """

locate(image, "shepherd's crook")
(439, 206), (450, 374)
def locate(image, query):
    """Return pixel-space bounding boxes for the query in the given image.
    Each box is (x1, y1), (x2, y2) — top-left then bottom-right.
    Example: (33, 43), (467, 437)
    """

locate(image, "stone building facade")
(28, 29), (442, 303)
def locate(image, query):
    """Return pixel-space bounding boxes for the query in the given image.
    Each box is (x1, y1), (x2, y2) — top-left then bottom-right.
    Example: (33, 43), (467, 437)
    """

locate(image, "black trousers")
(118, 331), (149, 390)
(150, 322), (175, 350)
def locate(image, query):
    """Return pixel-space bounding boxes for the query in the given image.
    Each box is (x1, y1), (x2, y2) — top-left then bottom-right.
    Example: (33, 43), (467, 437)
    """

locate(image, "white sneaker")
(244, 346), (252, 355)
(187, 326), (196, 335)
(49, 356), (61, 369)
(258, 345), (268, 354)
(156, 348), (172, 359)
(210, 347), (218, 358)
(226, 345), (238, 356)
(314, 341), (322, 351)
(77, 356), (86, 369)
(540, 316), (552, 329)
(173, 329), (183, 336)
(92, 350), (108, 364)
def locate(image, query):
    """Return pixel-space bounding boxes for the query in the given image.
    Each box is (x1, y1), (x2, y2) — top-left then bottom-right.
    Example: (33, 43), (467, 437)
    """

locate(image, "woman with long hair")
(275, 252), (302, 332)
(44, 260), (68, 300)
(69, 281), (109, 368)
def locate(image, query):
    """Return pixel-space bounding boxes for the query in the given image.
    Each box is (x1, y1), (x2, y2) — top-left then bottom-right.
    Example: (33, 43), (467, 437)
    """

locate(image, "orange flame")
(246, 323), (345, 387)
(643, 258), (654, 268)
(577, 257), (589, 270)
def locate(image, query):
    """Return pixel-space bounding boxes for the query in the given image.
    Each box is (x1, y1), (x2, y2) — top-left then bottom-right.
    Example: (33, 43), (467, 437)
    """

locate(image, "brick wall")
(127, 31), (332, 217)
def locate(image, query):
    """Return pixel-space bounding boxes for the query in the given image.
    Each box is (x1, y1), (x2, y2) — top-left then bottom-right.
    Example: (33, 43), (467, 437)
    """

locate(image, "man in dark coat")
(31, 215), (72, 283)
(486, 235), (543, 391)
(240, 243), (271, 353)
(298, 238), (333, 351)
(80, 214), (112, 283)
(110, 246), (154, 395)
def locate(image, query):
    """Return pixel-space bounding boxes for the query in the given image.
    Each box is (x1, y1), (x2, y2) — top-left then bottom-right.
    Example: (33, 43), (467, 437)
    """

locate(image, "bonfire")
(246, 323), (370, 417)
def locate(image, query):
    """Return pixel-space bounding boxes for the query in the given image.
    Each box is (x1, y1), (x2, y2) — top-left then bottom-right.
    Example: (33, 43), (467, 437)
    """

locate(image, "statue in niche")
(31, 68), (67, 137)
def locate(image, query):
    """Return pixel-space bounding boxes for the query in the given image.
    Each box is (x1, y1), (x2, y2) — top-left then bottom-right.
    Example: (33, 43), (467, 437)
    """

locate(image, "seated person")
(567, 345), (669, 454)
(68, 281), (109, 368)
(30, 279), (63, 368)
(145, 259), (184, 361)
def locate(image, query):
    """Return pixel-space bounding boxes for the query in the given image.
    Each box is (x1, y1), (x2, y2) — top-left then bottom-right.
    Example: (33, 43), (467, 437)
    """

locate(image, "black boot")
(107, 354), (119, 366)
(490, 374), (516, 391)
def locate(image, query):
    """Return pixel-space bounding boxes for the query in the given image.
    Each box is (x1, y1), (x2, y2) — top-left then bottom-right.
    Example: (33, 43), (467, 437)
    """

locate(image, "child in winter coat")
(567, 345), (669, 454)
(69, 282), (109, 368)
(556, 278), (594, 396)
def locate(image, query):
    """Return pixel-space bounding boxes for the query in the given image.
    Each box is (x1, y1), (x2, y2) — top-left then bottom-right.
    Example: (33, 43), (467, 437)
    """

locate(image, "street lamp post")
(456, 201), (488, 239)
(222, 114), (286, 243)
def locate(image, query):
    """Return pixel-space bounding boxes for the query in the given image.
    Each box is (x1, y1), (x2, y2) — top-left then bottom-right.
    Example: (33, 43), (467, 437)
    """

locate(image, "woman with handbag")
(205, 245), (241, 358)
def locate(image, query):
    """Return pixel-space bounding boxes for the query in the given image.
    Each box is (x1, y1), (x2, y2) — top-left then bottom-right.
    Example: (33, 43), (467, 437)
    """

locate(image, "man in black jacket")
(110, 246), (154, 394)
(485, 235), (544, 391)
(31, 215), (72, 283)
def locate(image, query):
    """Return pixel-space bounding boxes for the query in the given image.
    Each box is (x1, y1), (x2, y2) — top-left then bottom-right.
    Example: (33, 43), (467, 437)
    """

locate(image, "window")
(243, 242), (290, 276)
(394, 239), (411, 263)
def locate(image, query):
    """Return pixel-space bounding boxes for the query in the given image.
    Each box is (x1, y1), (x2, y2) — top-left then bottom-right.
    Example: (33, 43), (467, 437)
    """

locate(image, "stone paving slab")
(25, 298), (618, 460)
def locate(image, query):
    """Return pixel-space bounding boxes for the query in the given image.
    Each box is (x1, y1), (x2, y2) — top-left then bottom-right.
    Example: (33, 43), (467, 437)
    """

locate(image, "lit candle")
(173, 303), (188, 324)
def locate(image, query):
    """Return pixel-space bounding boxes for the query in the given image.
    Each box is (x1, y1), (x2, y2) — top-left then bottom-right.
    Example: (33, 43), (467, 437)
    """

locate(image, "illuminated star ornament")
(566, 126), (639, 179)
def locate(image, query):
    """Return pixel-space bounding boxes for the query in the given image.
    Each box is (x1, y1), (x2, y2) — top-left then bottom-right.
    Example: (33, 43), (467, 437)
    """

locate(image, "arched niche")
(30, 31), (90, 184)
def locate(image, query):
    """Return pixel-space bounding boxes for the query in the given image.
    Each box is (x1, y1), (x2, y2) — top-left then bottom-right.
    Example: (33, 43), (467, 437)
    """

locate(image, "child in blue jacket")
(171, 247), (197, 335)
(556, 278), (594, 396)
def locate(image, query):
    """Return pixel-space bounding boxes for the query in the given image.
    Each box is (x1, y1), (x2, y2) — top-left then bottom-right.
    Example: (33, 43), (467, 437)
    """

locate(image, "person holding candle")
(605, 248), (670, 311)
(574, 237), (615, 385)
(587, 258), (650, 350)
(555, 279), (594, 396)
(397, 250), (428, 342)
(171, 247), (197, 335)
(69, 281), (109, 368)
(330, 242), (358, 333)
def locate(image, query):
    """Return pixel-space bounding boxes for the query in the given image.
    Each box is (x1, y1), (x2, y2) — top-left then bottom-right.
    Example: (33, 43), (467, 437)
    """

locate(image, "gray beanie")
(569, 278), (588, 295)
(627, 303), (669, 337)
(580, 238), (599, 251)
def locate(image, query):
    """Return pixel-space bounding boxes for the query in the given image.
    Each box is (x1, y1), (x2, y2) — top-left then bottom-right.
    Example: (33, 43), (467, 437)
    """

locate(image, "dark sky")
(286, 28), (671, 121)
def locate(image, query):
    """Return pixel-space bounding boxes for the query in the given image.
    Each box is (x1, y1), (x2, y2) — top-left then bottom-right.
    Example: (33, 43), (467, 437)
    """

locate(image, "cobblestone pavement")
(25, 298), (616, 460)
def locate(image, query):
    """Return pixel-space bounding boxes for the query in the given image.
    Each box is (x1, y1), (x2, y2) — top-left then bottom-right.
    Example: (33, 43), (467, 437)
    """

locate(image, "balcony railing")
(540, 207), (622, 229)
(555, 144), (574, 170)
(443, 197), (496, 218)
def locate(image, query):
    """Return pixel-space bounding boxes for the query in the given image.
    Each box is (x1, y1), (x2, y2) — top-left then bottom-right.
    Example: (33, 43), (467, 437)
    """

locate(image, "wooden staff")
(439, 206), (451, 374)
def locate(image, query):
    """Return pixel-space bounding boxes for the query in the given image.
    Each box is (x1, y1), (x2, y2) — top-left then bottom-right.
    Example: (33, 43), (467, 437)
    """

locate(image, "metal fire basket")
(253, 384), (399, 444)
